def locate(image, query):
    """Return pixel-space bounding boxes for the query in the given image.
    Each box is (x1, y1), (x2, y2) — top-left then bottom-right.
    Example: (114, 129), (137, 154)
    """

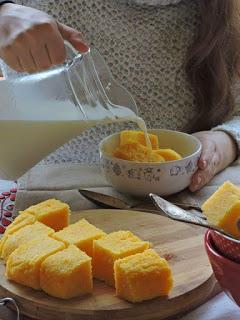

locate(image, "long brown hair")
(186, 0), (240, 132)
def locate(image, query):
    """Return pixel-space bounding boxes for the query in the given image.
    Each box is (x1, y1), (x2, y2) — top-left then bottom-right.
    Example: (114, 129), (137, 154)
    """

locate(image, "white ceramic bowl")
(99, 129), (202, 197)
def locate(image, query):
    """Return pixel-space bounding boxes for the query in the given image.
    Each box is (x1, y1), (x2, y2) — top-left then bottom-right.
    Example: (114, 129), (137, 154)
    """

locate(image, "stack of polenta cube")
(112, 130), (182, 163)
(0, 199), (173, 303)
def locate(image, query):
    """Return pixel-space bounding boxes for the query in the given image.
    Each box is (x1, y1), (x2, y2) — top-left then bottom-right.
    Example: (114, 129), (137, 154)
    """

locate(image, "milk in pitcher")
(0, 48), (139, 180)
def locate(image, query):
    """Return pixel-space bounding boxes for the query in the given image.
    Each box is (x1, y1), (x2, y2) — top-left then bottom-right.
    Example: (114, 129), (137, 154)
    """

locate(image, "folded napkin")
(14, 158), (240, 215)
(14, 164), (108, 214)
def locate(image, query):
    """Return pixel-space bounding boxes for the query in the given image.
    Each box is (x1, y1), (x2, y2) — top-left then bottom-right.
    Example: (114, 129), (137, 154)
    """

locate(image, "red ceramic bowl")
(211, 230), (240, 263)
(205, 230), (240, 306)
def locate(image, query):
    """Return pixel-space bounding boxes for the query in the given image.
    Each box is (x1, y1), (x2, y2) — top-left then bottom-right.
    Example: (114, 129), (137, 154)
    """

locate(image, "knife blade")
(150, 193), (208, 226)
(78, 189), (204, 218)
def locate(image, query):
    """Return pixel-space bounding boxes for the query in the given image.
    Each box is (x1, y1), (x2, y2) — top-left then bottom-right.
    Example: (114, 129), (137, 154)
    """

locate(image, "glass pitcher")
(0, 43), (138, 180)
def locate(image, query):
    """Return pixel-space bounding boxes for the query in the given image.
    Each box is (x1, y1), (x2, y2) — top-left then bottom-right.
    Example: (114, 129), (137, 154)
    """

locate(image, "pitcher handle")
(0, 41), (88, 79)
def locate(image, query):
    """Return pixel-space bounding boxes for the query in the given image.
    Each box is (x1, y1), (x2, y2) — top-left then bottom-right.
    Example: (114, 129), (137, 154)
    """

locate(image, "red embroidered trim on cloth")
(0, 187), (17, 234)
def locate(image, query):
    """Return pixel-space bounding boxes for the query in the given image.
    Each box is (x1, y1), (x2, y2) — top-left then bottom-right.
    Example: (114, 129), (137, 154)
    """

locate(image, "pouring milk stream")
(0, 44), (151, 180)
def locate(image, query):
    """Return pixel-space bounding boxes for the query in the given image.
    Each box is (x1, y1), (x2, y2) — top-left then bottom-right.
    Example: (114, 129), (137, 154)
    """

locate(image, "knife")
(78, 189), (204, 217)
(78, 188), (159, 214)
(149, 193), (240, 240)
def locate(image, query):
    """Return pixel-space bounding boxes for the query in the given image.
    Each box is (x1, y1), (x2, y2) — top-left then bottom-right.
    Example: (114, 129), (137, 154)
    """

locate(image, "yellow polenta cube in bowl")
(1, 222), (55, 262)
(40, 245), (93, 299)
(120, 130), (159, 149)
(114, 249), (173, 303)
(52, 218), (106, 257)
(100, 129), (201, 197)
(21, 199), (70, 231)
(113, 142), (165, 163)
(93, 230), (150, 286)
(154, 149), (182, 161)
(6, 237), (65, 290)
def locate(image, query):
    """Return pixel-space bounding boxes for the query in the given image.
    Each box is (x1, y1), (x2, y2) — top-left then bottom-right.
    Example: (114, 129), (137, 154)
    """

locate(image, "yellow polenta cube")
(93, 231), (150, 286)
(114, 249), (173, 302)
(1, 222), (55, 262)
(218, 200), (240, 239)
(148, 151), (165, 163)
(5, 212), (36, 236)
(120, 130), (159, 149)
(21, 199), (70, 231)
(53, 219), (105, 257)
(0, 213), (36, 256)
(113, 142), (165, 163)
(40, 245), (92, 299)
(202, 181), (240, 226)
(6, 237), (65, 290)
(113, 142), (150, 162)
(154, 149), (182, 161)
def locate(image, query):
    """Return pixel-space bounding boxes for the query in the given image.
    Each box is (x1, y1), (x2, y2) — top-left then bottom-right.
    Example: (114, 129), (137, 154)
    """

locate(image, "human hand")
(0, 3), (88, 73)
(189, 131), (237, 192)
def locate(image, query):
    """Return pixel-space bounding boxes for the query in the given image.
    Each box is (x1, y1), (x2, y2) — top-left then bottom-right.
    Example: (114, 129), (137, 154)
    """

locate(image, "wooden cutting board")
(0, 209), (219, 320)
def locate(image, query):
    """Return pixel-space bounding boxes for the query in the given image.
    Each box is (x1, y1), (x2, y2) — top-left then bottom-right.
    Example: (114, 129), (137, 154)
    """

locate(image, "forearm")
(212, 116), (240, 156)
(0, 1), (15, 77)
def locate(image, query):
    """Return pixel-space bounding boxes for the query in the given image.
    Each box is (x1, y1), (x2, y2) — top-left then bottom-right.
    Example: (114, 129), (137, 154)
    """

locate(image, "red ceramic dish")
(211, 230), (240, 263)
(205, 230), (240, 306)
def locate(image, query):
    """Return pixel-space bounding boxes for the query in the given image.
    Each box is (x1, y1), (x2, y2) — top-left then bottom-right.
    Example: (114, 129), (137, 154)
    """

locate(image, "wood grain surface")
(0, 209), (219, 320)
